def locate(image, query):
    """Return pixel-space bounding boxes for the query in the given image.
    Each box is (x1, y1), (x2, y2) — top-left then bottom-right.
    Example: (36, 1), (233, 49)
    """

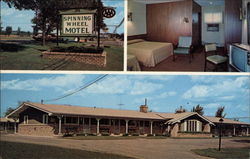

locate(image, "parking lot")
(1, 134), (249, 159)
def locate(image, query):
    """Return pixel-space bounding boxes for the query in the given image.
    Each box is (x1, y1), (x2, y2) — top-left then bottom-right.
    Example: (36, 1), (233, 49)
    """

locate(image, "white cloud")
(85, 75), (166, 95)
(182, 76), (250, 102)
(158, 91), (177, 98)
(183, 85), (210, 99)
(130, 81), (163, 95)
(189, 76), (217, 83)
(86, 76), (131, 94)
(1, 75), (86, 91)
(1, 8), (16, 16)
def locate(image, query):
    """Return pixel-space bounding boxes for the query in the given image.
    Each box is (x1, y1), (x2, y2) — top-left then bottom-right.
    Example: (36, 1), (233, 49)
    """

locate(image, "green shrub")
(50, 46), (104, 54)
(63, 134), (73, 137)
(178, 131), (211, 134)
(147, 134), (153, 137)
(76, 133), (87, 136)
(101, 132), (110, 136)
(123, 133), (129, 136)
(132, 133), (139, 136)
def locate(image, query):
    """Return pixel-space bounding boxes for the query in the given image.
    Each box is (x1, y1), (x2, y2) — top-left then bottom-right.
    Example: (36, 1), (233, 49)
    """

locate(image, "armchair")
(173, 36), (193, 63)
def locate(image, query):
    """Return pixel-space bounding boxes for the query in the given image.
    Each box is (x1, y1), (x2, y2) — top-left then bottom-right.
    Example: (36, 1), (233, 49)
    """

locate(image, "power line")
(42, 74), (108, 103)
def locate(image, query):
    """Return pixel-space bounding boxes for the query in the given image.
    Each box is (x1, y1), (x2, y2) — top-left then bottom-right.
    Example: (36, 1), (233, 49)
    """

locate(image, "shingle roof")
(0, 117), (17, 123)
(157, 112), (193, 119)
(21, 102), (164, 120)
(7, 102), (250, 126)
(205, 116), (250, 125)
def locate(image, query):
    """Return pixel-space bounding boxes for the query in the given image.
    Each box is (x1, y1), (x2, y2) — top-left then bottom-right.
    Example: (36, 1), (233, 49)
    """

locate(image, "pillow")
(127, 39), (145, 45)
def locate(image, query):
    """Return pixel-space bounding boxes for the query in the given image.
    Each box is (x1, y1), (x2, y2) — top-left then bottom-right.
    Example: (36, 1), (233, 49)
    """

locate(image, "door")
(248, 2), (250, 44)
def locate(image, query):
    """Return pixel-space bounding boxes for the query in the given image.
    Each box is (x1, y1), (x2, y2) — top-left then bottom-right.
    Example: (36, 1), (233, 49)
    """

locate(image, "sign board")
(60, 9), (96, 37)
(102, 7), (116, 18)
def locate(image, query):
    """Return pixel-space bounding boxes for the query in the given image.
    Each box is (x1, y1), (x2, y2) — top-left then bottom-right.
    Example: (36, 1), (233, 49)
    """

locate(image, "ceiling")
(194, 0), (224, 6)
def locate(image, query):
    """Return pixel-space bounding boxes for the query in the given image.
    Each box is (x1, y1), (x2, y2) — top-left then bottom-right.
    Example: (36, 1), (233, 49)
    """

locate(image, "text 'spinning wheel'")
(102, 8), (116, 18)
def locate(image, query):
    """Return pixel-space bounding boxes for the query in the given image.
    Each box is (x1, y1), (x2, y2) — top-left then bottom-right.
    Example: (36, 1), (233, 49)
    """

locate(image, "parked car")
(33, 34), (64, 42)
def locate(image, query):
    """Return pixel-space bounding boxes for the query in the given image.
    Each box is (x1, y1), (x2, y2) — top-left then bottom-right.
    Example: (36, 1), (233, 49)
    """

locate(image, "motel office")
(7, 102), (250, 137)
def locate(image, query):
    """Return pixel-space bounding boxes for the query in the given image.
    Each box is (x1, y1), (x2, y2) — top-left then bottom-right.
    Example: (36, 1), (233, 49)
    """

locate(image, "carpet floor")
(140, 47), (229, 72)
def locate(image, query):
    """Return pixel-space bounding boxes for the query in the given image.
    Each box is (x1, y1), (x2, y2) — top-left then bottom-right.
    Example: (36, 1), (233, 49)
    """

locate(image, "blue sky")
(1, 74), (249, 123)
(0, 0), (124, 34)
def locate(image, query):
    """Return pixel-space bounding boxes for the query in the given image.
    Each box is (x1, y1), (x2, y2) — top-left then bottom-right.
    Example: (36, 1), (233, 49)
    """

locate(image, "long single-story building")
(7, 102), (250, 137)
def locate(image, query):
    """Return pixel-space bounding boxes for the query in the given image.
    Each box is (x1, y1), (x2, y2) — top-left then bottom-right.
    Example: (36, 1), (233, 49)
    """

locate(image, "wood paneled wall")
(146, 0), (193, 44)
(128, 34), (147, 40)
(224, 0), (242, 50)
(192, 1), (202, 47)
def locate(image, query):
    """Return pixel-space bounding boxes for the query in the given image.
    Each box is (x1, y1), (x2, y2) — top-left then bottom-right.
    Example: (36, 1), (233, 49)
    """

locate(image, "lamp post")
(218, 118), (224, 151)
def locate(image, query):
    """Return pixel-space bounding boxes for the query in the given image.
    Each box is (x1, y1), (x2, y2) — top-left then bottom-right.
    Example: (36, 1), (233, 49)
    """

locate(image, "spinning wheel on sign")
(102, 7), (116, 18)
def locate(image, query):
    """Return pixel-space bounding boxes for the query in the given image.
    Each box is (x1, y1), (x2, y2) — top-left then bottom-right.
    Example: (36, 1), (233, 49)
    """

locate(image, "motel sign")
(60, 9), (96, 37)
(62, 14), (94, 35)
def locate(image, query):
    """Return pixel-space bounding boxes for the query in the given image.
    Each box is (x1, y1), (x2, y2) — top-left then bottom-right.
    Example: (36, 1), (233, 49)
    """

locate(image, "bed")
(127, 39), (173, 67)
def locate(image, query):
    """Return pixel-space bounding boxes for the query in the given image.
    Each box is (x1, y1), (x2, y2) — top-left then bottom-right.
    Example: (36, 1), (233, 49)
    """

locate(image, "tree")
(4, 0), (107, 46)
(4, 107), (15, 117)
(17, 27), (21, 35)
(191, 104), (204, 115)
(215, 106), (226, 118)
(5, 26), (12, 36)
(175, 106), (186, 113)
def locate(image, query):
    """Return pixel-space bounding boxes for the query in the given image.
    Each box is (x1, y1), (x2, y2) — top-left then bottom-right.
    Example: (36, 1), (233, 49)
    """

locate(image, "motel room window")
(186, 120), (201, 132)
(43, 114), (48, 124)
(24, 115), (28, 124)
(204, 12), (223, 23)
(65, 117), (78, 124)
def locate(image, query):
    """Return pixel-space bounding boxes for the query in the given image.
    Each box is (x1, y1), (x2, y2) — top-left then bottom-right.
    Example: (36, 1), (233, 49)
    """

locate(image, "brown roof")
(0, 117), (17, 123)
(205, 117), (250, 125)
(18, 102), (164, 120)
(157, 112), (193, 119)
(7, 102), (250, 126)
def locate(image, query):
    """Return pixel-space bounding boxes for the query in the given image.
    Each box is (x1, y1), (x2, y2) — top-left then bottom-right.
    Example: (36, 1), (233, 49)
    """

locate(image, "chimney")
(139, 98), (148, 113)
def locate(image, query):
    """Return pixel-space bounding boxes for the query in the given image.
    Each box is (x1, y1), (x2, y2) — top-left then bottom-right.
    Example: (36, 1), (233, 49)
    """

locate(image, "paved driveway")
(1, 134), (249, 159)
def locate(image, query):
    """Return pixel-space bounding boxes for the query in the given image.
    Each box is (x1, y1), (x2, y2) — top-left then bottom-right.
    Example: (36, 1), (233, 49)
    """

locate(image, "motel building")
(6, 102), (250, 137)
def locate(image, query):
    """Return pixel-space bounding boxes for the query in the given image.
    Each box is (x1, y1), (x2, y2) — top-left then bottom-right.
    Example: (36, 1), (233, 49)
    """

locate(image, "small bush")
(101, 132), (110, 136)
(63, 134), (73, 137)
(87, 133), (97, 136)
(123, 133), (129, 136)
(76, 133), (87, 136)
(50, 46), (104, 54)
(147, 134), (153, 137)
(132, 133), (139, 136)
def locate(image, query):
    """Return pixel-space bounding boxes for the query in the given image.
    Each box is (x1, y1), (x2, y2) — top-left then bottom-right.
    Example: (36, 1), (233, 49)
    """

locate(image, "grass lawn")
(0, 141), (134, 159)
(0, 41), (123, 70)
(63, 135), (168, 140)
(192, 147), (250, 159)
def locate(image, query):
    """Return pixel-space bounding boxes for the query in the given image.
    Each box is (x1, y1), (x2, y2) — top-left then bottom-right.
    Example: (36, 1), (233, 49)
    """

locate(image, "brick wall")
(203, 123), (211, 132)
(177, 132), (212, 137)
(170, 124), (179, 137)
(18, 124), (56, 136)
(42, 51), (107, 67)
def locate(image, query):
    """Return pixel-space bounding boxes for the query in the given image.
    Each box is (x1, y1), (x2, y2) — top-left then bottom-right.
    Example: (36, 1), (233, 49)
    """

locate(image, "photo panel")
(127, 0), (249, 72)
(0, 0), (125, 71)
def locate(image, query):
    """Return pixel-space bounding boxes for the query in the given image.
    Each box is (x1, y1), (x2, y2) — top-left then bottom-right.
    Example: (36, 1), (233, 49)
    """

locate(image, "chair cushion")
(179, 36), (192, 48)
(205, 43), (217, 52)
(174, 47), (190, 54)
(206, 55), (227, 64)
